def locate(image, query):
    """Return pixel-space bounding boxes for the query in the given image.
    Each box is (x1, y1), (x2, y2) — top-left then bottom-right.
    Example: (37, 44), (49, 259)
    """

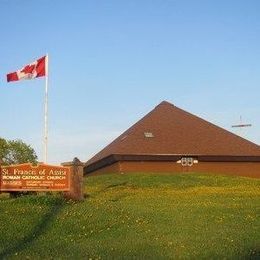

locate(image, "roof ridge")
(156, 100), (175, 107)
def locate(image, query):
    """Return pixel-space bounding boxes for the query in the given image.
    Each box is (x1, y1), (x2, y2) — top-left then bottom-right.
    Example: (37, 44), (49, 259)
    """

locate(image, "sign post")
(62, 158), (84, 201)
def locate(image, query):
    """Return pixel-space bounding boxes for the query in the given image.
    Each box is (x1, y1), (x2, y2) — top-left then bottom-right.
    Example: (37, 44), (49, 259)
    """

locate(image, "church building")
(84, 101), (260, 178)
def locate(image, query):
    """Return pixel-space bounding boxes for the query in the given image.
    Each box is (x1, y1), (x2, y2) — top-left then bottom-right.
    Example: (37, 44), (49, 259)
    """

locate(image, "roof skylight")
(144, 132), (154, 138)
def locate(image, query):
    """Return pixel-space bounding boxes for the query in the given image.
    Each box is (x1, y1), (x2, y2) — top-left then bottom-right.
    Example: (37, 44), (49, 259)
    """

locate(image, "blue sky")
(0, 0), (259, 164)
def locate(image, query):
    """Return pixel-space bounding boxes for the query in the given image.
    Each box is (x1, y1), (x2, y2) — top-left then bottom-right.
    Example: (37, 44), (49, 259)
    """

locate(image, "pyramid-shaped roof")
(86, 101), (260, 167)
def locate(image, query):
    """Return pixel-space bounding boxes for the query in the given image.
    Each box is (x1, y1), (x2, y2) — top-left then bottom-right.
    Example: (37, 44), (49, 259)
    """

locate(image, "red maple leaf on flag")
(21, 64), (36, 74)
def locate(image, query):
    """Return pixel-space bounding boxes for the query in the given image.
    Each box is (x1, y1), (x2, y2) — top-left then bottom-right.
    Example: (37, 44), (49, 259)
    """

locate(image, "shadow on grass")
(246, 248), (260, 260)
(105, 181), (128, 189)
(0, 197), (65, 259)
(88, 181), (128, 198)
(85, 182), (129, 202)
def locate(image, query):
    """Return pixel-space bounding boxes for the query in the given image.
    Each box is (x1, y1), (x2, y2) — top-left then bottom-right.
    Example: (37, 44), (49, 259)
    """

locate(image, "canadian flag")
(7, 55), (47, 82)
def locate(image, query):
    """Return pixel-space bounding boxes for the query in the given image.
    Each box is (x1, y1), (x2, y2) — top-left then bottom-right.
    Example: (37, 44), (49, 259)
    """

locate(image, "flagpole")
(44, 54), (49, 163)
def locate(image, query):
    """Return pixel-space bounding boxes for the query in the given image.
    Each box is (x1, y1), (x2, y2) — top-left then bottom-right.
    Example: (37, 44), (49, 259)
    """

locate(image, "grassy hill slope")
(0, 173), (259, 259)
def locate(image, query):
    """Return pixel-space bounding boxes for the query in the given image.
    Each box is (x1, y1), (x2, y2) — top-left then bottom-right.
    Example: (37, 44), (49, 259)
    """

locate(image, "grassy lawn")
(0, 173), (259, 259)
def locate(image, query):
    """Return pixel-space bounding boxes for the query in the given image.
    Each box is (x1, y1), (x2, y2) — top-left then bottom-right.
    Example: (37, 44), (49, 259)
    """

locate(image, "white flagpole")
(44, 54), (49, 163)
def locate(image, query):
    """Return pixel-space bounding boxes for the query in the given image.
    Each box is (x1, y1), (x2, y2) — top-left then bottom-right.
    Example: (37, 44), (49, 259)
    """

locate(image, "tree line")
(0, 137), (37, 165)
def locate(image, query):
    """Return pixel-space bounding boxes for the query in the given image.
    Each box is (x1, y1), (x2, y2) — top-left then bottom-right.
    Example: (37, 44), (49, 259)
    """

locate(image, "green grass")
(0, 173), (259, 259)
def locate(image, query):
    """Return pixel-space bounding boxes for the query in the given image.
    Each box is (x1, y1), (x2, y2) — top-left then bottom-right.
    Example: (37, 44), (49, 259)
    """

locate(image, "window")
(144, 132), (154, 138)
(179, 157), (198, 166)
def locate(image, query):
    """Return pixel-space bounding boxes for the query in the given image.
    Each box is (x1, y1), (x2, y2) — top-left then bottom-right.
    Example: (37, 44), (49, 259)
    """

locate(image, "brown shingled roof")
(86, 101), (260, 169)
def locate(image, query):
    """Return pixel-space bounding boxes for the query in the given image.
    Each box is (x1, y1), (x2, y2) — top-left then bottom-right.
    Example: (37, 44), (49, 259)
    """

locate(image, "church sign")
(0, 163), (70, 191)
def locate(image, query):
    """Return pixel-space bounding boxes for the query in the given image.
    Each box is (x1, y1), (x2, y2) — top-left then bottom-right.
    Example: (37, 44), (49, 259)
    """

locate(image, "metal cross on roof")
(231, 116), (252, 137)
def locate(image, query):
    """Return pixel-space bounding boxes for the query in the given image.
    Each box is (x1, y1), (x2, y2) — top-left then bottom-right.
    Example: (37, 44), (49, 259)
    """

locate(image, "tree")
(0, 138), (38, 165)
(0, 138), (8, 162)
(0, 138), (38, 197)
